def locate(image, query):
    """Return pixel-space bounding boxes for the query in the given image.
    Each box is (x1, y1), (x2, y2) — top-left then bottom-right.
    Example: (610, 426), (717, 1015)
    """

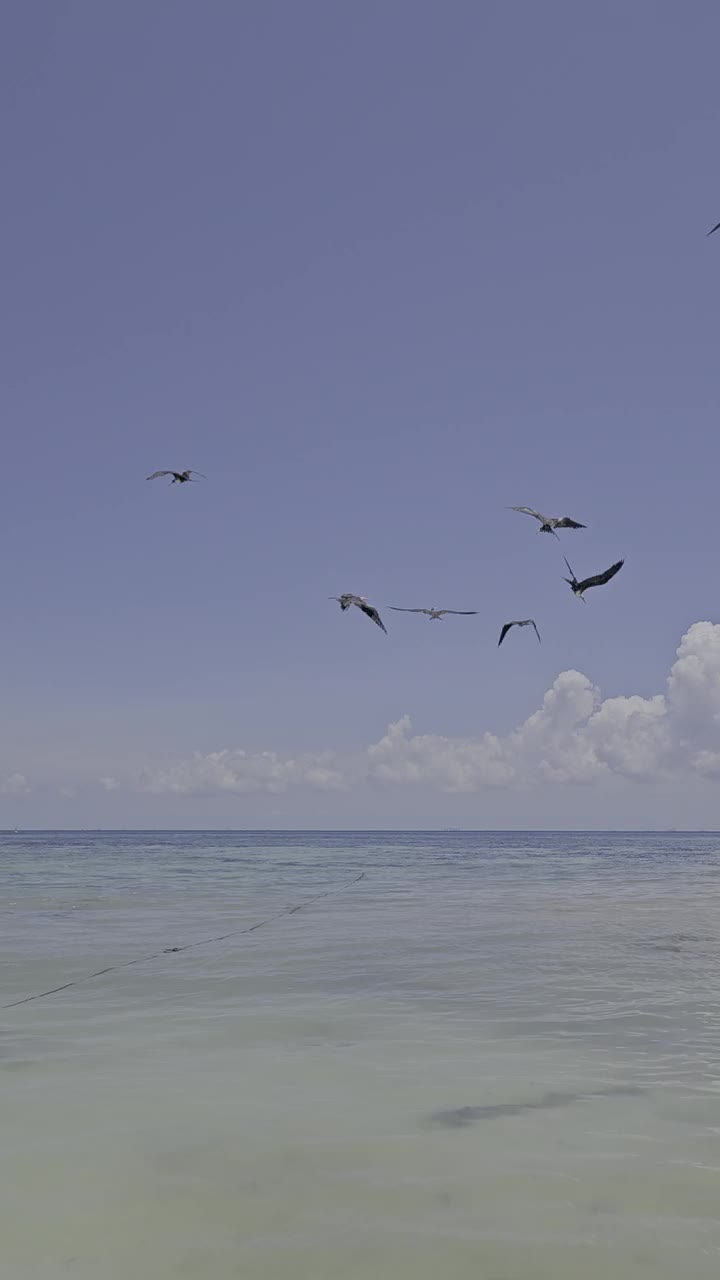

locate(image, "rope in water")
(1, 871), (365, 1011)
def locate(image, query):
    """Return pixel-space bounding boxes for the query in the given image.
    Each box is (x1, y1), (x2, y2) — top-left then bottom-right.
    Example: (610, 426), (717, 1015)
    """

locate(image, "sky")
(2, 0), (720, 828)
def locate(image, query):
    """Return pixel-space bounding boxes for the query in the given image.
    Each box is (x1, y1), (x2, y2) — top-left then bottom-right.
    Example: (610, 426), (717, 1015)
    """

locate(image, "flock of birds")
(146, 472), (625, 647)
(145, 220), (720, 646)
(326, 504), (623, 644)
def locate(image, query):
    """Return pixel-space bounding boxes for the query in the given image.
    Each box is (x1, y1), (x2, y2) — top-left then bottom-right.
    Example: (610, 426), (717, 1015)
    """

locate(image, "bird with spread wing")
(509, 506), (586, 536)
(498, 619), (541, 647)
(329, 594), (387, 633)
(563, 557), (624, 601)
(389, 606), (477, 621)
(146, 470), (208, 484)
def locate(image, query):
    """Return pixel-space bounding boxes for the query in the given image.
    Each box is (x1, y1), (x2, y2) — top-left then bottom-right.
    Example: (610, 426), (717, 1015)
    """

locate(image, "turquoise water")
(1, 831), (720, 1278)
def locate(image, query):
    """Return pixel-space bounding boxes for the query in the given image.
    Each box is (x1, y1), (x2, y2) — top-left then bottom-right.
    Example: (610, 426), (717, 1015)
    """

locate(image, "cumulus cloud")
(368, 714), (517, 790)
(125, 622), (720, 799)
(0, 772), (30, 796)
(367, 622), (720, 792)
(667, 621), (720, 728)
(140, 749), (346, 796)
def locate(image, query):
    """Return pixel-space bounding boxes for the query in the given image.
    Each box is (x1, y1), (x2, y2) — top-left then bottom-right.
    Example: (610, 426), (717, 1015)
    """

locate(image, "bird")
(146, 470), (208, 484)
(708, 221), (720, 236)
(562, 557), (624, 601)
(509, 506), (586, 537)
(388, 606), (477, 621)
(329, 594), (387, 633)
(498, 619), (541, 647)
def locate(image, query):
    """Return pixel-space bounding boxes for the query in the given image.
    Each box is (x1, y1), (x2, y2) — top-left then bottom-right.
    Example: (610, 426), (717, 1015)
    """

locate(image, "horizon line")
(0, 827), (714, 835)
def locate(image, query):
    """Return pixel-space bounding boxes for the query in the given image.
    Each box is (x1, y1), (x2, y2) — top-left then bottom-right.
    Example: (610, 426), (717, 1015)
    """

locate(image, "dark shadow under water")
(429, 1085), (644, 1128)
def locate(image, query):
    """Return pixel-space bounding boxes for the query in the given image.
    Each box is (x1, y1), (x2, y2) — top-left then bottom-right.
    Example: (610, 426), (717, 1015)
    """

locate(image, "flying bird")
(329, 594), (387, 634)
(498, 619), (541, 647)
(509, 506), (586, 537)
(389, 606), (477, 621)
(563, 557), (624, 601)
(708, 221), (720, 236)
(146, 470), (208, 484)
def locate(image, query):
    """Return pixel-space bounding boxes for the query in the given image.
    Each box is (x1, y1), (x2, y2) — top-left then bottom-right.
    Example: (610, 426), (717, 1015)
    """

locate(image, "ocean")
(1, 830), (719, 1279)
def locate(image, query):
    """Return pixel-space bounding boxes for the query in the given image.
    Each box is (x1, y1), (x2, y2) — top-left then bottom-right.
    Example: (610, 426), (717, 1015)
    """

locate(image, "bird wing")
(437, 610), (478, 616)
(509, 506), (546, 524)
(563, 556), (577, 582)
(578, 560), (624, 592)
(189, 471), (208, 479)
(708, 221), (720, 236)
(359, 602), (387, 633)
(554, 517), (586, 529)
(530, 620), (541, 644)
(388, 607), (430, 614)
(497, 623), (513, 647)
(146, 471), (173, 480)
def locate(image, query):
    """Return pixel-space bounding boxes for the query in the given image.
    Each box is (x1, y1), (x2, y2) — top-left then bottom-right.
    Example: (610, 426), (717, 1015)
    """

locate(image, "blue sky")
(2, 0), (720, 827)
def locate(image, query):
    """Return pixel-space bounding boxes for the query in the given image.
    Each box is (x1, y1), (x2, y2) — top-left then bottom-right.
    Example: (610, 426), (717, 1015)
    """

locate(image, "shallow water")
(1, 830), (720, 1279)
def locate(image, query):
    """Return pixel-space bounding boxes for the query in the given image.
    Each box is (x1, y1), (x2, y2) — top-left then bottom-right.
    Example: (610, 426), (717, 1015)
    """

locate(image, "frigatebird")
(389, 607), (477, 621)
(510, 506), (586, 537)
(498, 619), (541, 647)
(563, 557), (624, 601)
(329, 594), (387, 634)
(146, 470), (207, 484)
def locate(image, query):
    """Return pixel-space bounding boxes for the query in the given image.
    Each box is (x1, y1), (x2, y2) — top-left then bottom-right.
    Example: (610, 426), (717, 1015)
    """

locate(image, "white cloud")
(140, 749), (346, 796)
(367, 714), (516, 790)
(667, 621), (720, 729)
(691, 750), (720, 778)
(113, 622), (720, 801)
(367, 622), (720, 792)
(0, 772), (30, 796)
(98, 776), (120, 791)
(582, 693), (670, 780)
(507, 670), (603, 783)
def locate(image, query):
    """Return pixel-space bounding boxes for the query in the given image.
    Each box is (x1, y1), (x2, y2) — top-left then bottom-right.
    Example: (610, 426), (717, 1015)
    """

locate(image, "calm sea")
(1, 830), (720, 1279)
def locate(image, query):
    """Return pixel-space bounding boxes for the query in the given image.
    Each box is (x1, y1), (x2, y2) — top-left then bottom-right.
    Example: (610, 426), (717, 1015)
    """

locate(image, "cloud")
(139, 749), (346, 796)
(690, 750), (720, 778)
(367, 714), (517, 790)
(0, 772), (30, 796)
(367, 622), (720, 792)
(116, 622), (720, 801)
(667, 621), (720, 729)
